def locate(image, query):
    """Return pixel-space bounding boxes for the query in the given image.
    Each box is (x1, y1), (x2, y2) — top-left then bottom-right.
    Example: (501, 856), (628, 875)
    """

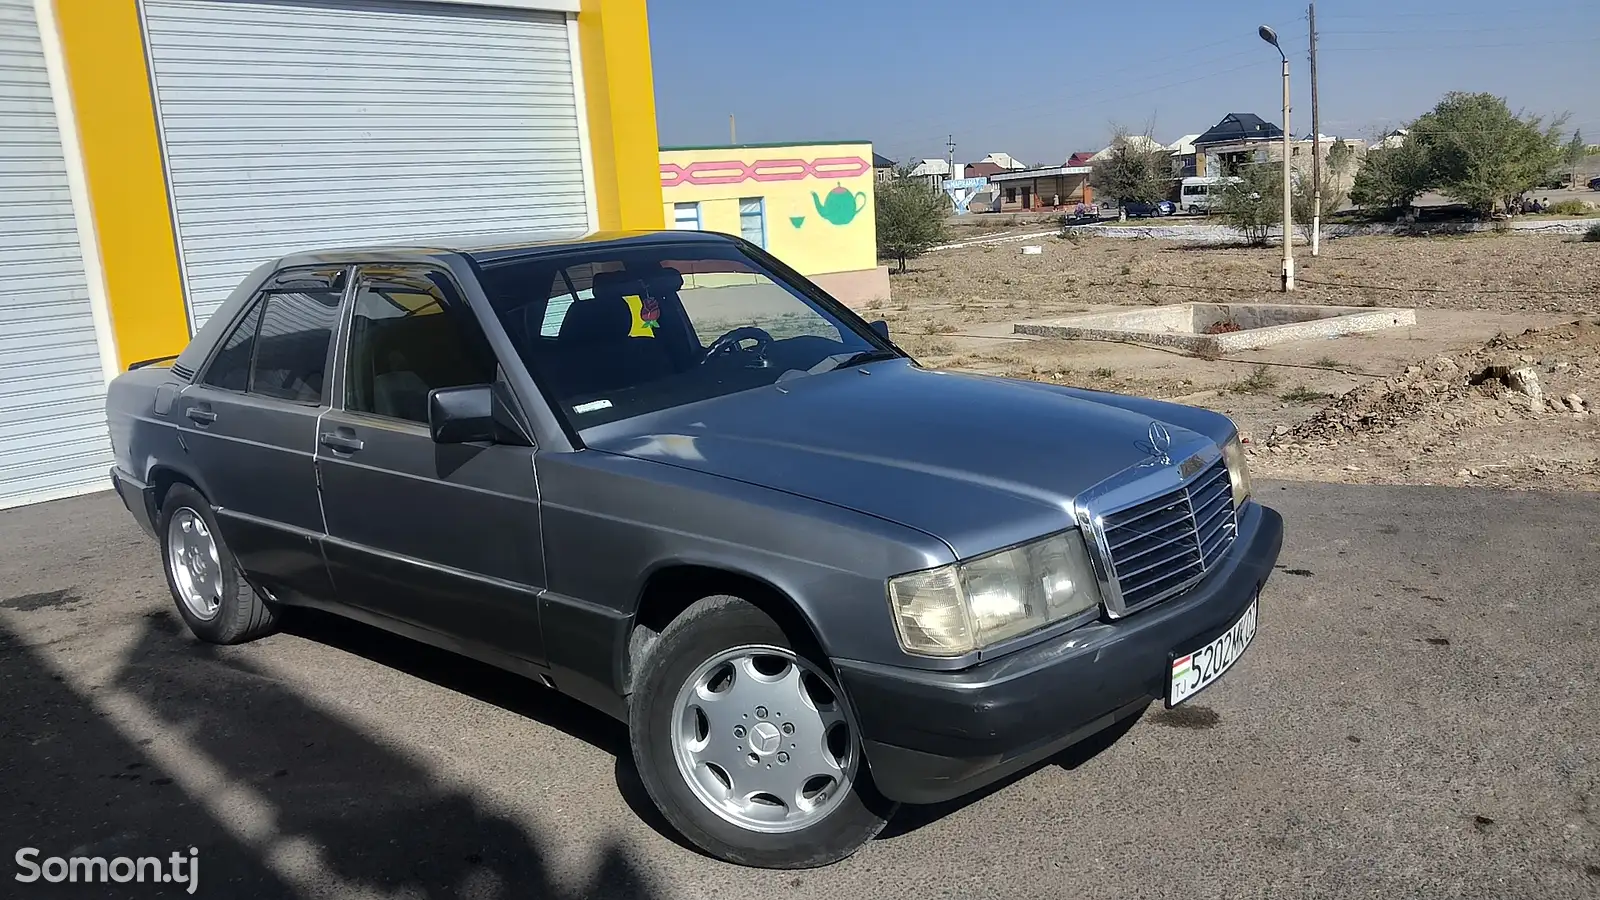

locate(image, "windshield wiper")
(805, 349), (901, 376)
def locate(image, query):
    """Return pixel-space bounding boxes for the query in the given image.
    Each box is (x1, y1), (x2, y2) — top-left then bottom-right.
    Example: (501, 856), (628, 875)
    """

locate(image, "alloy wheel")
(669, 645), (857, 833)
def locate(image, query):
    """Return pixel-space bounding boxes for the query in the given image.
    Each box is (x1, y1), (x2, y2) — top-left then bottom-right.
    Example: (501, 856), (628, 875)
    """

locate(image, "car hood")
(584, 361), (1221, 559)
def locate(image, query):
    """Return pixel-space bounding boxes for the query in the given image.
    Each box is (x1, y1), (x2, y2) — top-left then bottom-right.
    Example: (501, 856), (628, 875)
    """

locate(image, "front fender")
(533, 449), (951, 706)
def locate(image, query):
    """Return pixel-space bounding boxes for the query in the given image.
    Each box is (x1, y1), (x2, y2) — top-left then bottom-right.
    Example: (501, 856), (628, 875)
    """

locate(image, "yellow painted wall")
(53, 0), (189, 370)
(579, 0), (664, 231)
(660, 143), (877, 277)
(51, 0), (662, 368)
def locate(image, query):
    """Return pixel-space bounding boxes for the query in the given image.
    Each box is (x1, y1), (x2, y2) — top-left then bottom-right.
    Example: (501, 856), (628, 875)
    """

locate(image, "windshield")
(478, 241), (895, 429)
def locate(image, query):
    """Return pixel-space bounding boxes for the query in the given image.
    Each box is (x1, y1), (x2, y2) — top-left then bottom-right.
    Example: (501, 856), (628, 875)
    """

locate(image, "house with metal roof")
(1193, 113), (1286, 177)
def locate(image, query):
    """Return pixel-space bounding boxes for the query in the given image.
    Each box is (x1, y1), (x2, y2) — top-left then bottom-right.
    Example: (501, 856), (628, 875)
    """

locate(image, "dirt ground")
(873, 232), (1600, 490)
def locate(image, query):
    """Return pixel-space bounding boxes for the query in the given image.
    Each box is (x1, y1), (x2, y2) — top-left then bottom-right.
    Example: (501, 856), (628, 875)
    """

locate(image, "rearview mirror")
(869, 319), (890, 340)
(428, 385), (495, 444)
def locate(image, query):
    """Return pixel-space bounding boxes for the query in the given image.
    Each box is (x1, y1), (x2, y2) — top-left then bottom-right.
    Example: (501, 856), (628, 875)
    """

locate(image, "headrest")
(559, 276), (635, 342)
(592, 270), (645, 302)
(636, 266), (685, 294)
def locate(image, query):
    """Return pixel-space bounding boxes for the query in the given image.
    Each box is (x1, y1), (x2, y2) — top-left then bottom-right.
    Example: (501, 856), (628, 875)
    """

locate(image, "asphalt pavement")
(1, 482), (1597, 899)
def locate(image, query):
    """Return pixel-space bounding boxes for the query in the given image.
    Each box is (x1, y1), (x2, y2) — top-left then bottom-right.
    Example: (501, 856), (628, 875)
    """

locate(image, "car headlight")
(1221, 433), (1252, 508)
(887, 530), (1103, 657)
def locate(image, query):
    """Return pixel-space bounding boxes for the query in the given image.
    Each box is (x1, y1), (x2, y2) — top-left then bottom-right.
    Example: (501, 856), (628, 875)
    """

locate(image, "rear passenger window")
(201, 300), (264, 392)
(249, 289), (341, 403)
(344, 271), (496, 424)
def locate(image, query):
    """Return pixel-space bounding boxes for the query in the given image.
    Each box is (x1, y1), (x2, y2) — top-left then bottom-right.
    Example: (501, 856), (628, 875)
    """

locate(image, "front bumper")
(111, 467), (158, 538)
(835, 501), (1284, 805)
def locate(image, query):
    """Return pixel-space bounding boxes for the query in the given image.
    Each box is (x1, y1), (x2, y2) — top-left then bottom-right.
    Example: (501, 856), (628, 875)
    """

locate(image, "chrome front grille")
(1099, 458), (1237, 612)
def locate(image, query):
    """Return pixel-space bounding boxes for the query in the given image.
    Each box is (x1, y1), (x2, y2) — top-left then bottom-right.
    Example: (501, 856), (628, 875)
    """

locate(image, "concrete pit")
(1014, 303), (1417, 354)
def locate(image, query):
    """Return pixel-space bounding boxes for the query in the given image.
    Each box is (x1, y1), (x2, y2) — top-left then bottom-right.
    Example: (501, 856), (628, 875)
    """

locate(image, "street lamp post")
(1259, 25), (1294, 291)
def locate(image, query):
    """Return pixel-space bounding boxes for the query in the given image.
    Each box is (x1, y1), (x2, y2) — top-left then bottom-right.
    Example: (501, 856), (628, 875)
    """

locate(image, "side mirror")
(869, 319), (890, 340)
(429, 383), (537, 446)
(428, 385), (495, 444)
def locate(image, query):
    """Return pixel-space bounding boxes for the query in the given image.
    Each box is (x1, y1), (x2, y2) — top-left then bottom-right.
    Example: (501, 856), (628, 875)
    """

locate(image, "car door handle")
(319, 432), (364, 453)
(184, 407), (217, 425)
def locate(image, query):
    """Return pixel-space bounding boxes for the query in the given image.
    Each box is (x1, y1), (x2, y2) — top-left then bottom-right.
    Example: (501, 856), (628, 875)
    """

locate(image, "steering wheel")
(702, 326), (774, 363)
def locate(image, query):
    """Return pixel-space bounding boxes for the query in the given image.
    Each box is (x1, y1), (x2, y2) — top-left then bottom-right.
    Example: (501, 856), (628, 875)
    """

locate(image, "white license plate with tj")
(1168, 599), (1258, 707)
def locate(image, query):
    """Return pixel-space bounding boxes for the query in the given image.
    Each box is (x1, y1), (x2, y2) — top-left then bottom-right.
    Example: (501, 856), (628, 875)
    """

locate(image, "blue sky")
(648, 0), (1599, 165)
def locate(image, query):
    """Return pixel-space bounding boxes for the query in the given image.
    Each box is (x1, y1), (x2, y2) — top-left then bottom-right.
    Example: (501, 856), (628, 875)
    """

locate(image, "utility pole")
(1309, 2), (1322, 257)
(946, 134), (957, 179)
(730, 114), (737, 144)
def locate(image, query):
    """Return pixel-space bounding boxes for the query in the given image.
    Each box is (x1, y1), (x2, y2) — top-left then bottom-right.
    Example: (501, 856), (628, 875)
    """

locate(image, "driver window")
(344, 270), (496, 424)
(673, 266), (842, 346)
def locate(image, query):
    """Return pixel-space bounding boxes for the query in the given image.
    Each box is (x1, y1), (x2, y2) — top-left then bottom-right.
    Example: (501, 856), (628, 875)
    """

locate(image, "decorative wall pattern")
(660, 156), (871, 188)
(660, 143), (877, 279)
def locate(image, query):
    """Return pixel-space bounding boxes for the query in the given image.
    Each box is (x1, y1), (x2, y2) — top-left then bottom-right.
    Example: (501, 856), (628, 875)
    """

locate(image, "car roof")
(274, 229), (739, 270)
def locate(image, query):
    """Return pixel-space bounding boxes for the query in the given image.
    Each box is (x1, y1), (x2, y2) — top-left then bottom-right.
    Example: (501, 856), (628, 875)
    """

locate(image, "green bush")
(876, 175), (951, 273)
(1584, 222), (1600, 242)
(1229, 364), (1279, 394)
(1280, 386), (1333, 403)
(1546, 199), (1592, 216)
(1216, 165), (1283, 247)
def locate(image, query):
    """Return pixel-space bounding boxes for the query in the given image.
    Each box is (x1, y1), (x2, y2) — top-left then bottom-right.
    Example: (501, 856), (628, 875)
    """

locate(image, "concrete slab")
(1014, 303), (1417, 354)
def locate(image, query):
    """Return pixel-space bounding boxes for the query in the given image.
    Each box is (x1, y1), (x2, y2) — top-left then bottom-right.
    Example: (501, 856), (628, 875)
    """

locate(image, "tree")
(1564, 129), (1587, 188)
(1215, 164), (1283, 247)
(1089, 126), (1176, 209)
(1292, 171), (1346, 243)
(1325, 139), (1355, 180)
(1408, 91), (1565, 214)
(875, 172), (949, 273)
(1349, 139), (1431, 212)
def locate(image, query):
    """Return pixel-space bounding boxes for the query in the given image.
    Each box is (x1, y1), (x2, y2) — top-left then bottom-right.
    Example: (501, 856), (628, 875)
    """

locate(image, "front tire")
(628, 595), (895, 867)
(158, 483), (278, 644)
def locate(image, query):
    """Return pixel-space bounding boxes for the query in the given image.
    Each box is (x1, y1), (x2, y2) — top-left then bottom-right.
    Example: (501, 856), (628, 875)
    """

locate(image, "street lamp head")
(1258, 25), (1279, 47)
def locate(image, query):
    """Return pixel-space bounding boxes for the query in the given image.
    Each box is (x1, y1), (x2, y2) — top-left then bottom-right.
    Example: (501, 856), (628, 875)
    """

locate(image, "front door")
(1022, 186), (1033, 209)
(173, 267), (346, 604)
(314, 266), (547, 666)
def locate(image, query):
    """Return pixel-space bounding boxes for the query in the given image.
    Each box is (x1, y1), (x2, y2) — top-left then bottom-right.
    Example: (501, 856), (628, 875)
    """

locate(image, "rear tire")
(628, 595), (895, 868)
(158, 483), (278, 645)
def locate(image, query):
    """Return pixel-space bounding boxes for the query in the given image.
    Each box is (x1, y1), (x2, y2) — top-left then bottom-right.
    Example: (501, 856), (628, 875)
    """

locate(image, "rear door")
(174, 267), (346, 604)
(315, 265), (547, 665)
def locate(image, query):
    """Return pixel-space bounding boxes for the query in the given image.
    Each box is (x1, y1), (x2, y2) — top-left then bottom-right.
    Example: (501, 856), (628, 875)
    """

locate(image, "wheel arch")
(146, 464), (206, 522)
(628, 562), (832, 694)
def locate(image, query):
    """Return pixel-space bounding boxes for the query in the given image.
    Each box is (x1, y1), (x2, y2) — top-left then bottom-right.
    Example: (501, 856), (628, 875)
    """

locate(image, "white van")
(1179, 176), (1240, 214)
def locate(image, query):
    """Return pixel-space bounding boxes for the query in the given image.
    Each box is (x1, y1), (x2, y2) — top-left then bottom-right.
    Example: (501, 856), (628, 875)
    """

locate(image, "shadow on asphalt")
(288, 605), (1144, 854)
(278, 607), (708, 858)
(0, 585), (1153, 891)
(0, 609), (667, 898)
(0, 615), (293, 898)
(282, 608), (1147, 851)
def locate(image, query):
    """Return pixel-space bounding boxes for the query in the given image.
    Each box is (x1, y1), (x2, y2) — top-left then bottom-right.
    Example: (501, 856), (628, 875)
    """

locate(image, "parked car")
(107, 231), (1283, 868)
(1589, 176), (1600, 191)
(1122, 199), (1177, 218)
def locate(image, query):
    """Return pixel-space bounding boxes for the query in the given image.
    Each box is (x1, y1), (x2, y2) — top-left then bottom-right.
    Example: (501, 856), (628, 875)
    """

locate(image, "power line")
(889, 59), (1266, 157)
(1320, 38), (1595, 51)
(1318, 2), (1590, 19)
(1320, 23), (1587, 35)
(869, 46), (1263, 141)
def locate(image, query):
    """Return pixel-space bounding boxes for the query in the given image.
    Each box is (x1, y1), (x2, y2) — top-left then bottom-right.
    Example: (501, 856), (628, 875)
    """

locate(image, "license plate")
(1168, 598), (1258, 707)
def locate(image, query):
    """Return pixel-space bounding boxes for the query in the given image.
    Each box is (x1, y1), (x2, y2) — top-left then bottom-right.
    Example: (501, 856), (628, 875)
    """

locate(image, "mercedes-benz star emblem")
(749, 721), (782, 755)
(1147, 421), (1173, 461)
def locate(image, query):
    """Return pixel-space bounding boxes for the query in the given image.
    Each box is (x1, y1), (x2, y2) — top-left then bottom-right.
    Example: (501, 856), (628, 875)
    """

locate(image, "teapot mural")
(812, 183), (867, 226)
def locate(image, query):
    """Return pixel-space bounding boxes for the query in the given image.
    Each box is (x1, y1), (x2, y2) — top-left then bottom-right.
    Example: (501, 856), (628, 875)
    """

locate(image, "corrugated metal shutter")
(0, 0), (112, 510)
(142, 0), (592, 329)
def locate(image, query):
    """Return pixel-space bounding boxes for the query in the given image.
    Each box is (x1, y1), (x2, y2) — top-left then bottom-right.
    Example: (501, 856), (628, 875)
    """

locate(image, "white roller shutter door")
(142, 0), (593, 328)
(0, 0), (113, 509)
